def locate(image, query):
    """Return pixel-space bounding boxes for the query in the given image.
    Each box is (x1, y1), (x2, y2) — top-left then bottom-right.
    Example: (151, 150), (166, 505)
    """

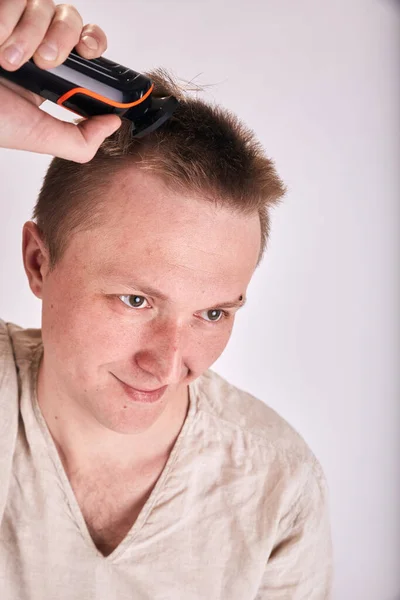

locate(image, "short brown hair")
(33, 68), (286, 270)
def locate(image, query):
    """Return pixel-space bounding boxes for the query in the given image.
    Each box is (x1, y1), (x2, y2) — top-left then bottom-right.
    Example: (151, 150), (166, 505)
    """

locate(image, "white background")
(0, 1), (399, 598)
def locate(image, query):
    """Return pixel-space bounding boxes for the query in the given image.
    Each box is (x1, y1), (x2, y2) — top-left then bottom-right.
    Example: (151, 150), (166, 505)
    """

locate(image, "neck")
(35, 354), (190, 474)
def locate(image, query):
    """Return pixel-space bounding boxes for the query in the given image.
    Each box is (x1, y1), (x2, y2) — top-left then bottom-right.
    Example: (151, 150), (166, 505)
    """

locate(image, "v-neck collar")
(29, 344), (198, 562)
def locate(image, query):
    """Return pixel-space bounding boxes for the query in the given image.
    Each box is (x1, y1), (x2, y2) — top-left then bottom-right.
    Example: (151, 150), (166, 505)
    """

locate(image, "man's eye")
(201, 309), (226, 322)
(119, 295), (149, 309)
(117, 297), (227, 323)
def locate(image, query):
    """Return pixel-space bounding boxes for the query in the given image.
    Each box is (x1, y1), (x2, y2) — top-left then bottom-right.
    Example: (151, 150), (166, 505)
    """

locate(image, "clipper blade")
(125, 96), (179, 138)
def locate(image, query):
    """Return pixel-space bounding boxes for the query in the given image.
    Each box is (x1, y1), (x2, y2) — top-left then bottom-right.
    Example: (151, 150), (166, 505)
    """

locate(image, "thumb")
(72, 114), (122, 162)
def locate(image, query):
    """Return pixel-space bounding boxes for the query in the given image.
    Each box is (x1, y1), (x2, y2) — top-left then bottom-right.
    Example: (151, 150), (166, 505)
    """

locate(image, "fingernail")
(3, 44), (24, 66)
(81, 35), (98, 50)
(37, 42), (58, 61)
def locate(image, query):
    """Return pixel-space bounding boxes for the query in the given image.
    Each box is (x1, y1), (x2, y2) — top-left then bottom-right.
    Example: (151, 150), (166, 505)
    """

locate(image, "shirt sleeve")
(255, 458), (333, 599)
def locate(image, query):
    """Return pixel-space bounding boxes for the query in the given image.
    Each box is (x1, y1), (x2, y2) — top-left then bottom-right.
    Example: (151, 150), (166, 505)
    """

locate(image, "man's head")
(23, 69), (285, 436)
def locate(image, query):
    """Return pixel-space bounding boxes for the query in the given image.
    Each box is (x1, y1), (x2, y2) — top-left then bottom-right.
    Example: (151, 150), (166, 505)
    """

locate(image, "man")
(0, 2), (332, 598)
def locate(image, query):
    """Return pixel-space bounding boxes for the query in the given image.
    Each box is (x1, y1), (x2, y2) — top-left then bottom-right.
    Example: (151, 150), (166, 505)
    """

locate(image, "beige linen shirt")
(0, 319), (332, 599)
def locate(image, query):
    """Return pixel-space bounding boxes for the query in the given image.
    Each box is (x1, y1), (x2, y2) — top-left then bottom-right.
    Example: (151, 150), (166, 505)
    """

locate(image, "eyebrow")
(105, 277), (246, 309)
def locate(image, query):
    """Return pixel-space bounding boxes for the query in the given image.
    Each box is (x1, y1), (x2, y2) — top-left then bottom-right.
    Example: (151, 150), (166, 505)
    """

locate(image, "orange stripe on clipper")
(57, 83), (154, 109)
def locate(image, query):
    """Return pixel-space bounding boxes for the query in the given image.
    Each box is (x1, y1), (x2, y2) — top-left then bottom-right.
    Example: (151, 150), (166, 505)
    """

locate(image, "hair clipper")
(0, 50), (179, 138)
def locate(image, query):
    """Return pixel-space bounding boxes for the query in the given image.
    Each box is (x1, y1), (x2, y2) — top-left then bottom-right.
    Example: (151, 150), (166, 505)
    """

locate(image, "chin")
(90, 396), (169, 436)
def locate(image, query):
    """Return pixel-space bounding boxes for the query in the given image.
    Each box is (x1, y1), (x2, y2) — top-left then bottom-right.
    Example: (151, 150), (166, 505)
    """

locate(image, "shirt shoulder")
(0, 318), (18, 391)
(194, 368), (324, 479)
(0, 319), (33, 521)
(0, 318), (42, 422)
(2, 320), (43, 365)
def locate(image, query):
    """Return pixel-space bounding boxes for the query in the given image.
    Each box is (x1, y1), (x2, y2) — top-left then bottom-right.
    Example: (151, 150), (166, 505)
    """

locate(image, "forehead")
(69, 168), (261, 287)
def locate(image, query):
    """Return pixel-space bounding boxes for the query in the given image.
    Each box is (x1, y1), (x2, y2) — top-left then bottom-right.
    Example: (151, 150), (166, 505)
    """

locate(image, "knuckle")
(48, 17), (81, 47)
(45, 4), (84, 50)
(0, 0), (25, 44)
(33, 0), (54, 9)
(55, 4), (83, 28)
(0, 1), (53, 55)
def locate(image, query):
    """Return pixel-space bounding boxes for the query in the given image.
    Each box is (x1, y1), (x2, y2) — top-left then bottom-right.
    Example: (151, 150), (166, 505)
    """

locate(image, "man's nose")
(134, 319), (187, 385)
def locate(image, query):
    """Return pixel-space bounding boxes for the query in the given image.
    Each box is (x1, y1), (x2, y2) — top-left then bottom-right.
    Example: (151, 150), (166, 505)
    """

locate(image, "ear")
(22, 221), (50, 300)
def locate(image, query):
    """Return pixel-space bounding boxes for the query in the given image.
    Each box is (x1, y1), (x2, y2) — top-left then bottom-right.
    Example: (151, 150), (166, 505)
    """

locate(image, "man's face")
(38, 168), (261, 434)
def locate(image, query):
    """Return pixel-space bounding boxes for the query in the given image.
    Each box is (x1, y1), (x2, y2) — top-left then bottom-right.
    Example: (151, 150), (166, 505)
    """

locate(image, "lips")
(111, 374), (167, 404)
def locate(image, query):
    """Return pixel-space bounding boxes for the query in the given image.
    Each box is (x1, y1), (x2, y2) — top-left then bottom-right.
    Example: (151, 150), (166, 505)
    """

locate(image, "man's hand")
(0, 1), (121, 163)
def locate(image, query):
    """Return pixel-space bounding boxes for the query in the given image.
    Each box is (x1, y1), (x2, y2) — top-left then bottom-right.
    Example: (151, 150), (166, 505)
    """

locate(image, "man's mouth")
(111, 374), (168, 404)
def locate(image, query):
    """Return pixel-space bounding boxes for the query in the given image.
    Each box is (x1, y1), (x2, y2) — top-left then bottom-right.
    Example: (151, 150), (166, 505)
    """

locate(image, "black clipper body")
(0, 50), (179, 138)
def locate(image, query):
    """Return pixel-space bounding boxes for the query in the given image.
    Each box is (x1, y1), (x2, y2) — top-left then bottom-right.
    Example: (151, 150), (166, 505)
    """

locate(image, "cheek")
(41, 285), (126, 367)
(188, 324), (233, 372)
